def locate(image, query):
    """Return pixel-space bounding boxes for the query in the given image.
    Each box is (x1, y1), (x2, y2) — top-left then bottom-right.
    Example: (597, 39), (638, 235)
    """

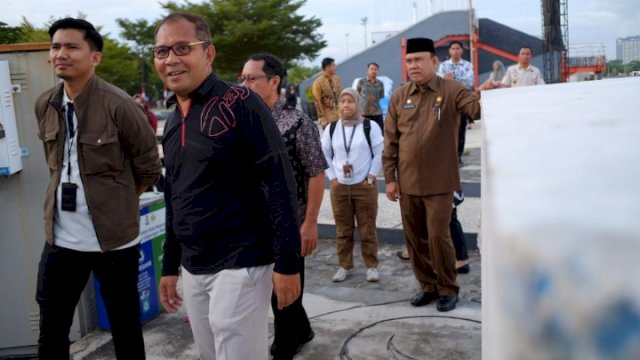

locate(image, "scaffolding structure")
(541, 0), (569, 83)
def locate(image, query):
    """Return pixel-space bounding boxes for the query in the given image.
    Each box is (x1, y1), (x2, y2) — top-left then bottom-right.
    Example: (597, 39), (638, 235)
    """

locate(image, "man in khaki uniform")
(312, 57), (342, 127)
(383, 38), (480, 312)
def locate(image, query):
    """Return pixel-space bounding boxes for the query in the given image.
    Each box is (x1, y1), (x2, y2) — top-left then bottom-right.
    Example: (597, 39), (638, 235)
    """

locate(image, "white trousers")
(182, 265), (273, 360)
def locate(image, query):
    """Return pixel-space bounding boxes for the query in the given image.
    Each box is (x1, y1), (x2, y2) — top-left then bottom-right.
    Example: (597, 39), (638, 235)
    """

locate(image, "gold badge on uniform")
(402, 99), (416, 109)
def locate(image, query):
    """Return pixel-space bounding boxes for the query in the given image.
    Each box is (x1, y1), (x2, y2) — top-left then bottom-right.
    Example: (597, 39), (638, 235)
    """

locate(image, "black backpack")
(329, 118), (373, 158)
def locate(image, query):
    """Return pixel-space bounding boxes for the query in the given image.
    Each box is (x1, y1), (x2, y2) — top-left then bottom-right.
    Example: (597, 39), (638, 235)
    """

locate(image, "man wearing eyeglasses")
(153, 13), (302, 360)
(241, 52), (328, 360)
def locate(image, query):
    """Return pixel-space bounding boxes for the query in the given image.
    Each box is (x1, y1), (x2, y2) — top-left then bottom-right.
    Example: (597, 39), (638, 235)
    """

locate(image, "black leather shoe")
(436, 295), (459, 312)
(457, 264), (470, 274)
(293, 329), (315, 353)
(271, 329), (315, 359)
(410, 291), (439, 307)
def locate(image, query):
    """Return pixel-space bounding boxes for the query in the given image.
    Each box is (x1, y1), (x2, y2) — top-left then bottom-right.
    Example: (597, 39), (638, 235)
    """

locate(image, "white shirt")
(54, 91), (139, 252)
(501, 64), (545, 87)
(321, 119), (383, 185)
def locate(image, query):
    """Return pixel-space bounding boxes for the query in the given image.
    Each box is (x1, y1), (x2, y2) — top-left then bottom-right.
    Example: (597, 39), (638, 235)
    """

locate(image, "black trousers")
(36, 243), (145, 360)
(450, 208), (469, 261)
(458, 113), (468, 159)
(270, 256), (311, 356)
(364, 114), (384, 133)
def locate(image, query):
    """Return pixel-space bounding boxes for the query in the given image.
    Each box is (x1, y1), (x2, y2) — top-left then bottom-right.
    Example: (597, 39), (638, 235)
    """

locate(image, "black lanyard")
(341, 122), (357, 159)
(65, 102), (75, 182)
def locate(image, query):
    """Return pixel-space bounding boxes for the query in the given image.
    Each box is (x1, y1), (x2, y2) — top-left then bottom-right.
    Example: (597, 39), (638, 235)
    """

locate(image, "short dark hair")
(154, 13), (212, 44)
(367, 62), (379, 69)
(449, 41), (464, 50)
(246, 52), (286, 91)
(321, 57), (335, 70)
(48, 18), (103, 52)
(519, 46), (533, 54)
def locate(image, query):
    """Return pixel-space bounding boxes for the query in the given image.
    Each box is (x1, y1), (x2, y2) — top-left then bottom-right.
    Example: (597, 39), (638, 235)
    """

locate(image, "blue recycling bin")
(94, 193), (166, 330)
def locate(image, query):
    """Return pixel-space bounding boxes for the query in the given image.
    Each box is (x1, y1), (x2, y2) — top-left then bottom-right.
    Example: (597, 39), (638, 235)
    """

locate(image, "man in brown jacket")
(34, 18), (161, 359)
(383, 38), (480, 312)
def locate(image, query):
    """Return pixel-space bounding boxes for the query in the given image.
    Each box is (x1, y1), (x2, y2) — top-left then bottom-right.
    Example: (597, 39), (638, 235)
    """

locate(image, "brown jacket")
(312, 74), (342, 126)
(383, 76), (480, 196)
(34, 75), (162, 251)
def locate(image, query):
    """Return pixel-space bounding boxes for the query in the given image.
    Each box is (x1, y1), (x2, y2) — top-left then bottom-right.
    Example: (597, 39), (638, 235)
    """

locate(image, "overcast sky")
(4, 0), (639, 63)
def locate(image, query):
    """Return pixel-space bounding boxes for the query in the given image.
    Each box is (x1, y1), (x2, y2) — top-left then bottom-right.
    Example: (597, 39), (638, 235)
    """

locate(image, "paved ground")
(68, 124), (484, 360)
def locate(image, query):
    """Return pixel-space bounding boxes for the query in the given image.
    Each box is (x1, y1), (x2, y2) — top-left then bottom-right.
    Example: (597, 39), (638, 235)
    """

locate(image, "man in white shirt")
(437, 40), (475, 165)
(484, 46), (545, 89)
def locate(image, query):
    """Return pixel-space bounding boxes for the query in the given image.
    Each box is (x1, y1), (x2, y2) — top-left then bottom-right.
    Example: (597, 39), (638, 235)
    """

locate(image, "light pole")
(361, 17), (368, 49)
(346, 33), (350, 57)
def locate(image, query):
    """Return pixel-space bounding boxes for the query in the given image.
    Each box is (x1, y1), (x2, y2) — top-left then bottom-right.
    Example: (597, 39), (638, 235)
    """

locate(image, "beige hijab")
(339, 88), (364, 126)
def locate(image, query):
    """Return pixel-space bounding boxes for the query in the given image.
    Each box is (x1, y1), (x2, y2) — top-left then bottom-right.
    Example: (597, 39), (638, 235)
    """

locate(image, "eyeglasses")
(238, 74), (272, 84)
(152, 41), (208, 59)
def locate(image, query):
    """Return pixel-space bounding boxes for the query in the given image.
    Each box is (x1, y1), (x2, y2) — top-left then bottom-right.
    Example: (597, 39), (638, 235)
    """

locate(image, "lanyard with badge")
(61, 102), (78, 212)
(341, 122), (357, 178)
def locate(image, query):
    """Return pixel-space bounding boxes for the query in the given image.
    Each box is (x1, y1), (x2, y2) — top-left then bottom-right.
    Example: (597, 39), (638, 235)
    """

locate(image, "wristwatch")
(367, 177), (375, 185)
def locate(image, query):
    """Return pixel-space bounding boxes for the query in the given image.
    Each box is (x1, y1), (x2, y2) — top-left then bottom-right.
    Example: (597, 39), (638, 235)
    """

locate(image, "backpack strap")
(328, 119), (374, 158)
(363, 118), (373, 158)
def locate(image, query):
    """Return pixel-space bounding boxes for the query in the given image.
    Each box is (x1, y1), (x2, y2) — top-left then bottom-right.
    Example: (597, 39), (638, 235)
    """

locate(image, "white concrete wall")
(481, 78), (640, 360)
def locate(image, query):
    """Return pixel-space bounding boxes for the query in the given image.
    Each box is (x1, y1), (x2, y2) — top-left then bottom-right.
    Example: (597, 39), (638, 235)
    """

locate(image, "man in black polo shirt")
(154, 13), (301, 360)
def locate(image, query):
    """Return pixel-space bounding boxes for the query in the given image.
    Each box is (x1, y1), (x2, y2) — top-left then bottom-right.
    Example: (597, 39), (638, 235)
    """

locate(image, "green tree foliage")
(161, 0), (326, 80)
(286, 63), (319, 85)
(115, 18), (163, 101)
(606, 59), (640, 76)
(18, 18), (50, 43)
(0, 22), (23, 43)
(96, 38), (140, 95)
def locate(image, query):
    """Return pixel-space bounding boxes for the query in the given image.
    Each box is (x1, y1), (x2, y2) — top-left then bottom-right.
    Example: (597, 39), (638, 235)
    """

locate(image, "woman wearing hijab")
(479, 60), (505, 91)
(321, 88), (384, 283)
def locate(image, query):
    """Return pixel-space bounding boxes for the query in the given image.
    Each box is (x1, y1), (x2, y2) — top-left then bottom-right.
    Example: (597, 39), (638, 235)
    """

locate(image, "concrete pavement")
(69, 124), (484, 360)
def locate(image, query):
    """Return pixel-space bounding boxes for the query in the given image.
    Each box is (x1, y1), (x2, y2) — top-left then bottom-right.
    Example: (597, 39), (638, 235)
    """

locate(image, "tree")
(286, 63), (319, 85)
(115, 18), (164, 101)
(0, 22), (23, 44)
(96, 37), (141, 95)
(19, 18), (49, 43)
(161, 0), (326, 80)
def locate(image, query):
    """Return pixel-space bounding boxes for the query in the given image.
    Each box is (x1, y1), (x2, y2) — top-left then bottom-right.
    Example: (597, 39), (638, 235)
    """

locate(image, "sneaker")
(332, 267), (349, 282)
(366, 268), (379, 282)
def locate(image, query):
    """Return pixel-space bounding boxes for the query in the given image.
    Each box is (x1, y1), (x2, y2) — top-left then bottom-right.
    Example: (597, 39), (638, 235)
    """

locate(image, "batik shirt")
(271, 99), (328, 223)
(437, 59), (474, 89)
(356, 78), (385, 116)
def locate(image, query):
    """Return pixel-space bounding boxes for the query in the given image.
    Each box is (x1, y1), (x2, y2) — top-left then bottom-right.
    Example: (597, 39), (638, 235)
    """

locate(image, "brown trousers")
(330, 181), (379, 269)
(399, 192), (459, 296)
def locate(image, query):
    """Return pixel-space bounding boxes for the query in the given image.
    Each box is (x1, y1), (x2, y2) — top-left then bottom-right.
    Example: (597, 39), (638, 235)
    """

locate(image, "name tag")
(402, 103), (416, 109)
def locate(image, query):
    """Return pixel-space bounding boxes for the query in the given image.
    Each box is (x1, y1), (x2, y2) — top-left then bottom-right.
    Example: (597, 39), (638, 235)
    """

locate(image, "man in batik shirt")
(312, 57), (342, 127)
(437, 41), (474, 165)
(241, 52), (328, 360)
(356, 62), (385, 132)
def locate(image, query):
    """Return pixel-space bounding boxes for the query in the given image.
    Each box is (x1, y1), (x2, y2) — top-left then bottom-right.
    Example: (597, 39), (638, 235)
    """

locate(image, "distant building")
(299, 10), (544, 118)
(616, 36), (640, 64)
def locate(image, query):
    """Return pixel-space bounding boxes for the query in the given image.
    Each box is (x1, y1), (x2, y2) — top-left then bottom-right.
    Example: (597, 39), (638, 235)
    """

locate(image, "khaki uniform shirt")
(383, 76), (480, 196)
(501, 64), (545, 87)
(312, 74), (342, 126)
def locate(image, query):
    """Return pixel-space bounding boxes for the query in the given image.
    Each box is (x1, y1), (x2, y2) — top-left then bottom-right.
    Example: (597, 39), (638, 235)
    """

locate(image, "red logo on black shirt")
(201, 85), (250, 137)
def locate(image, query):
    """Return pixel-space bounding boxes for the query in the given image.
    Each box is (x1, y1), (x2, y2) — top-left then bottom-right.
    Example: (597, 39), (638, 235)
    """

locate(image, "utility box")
(0, 43), (97, 357)
(0, 60), (23, 176)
